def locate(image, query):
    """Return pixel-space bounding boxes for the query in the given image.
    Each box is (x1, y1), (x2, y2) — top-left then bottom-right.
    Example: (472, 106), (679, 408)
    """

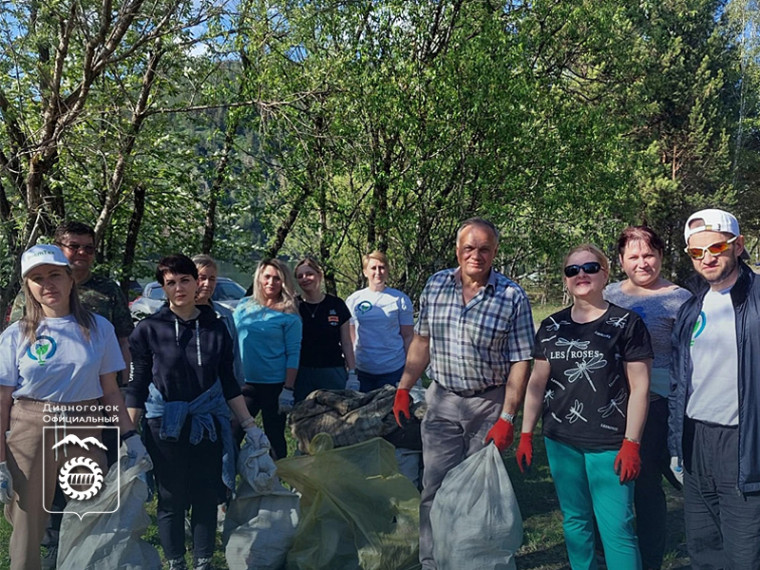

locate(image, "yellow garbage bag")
(277, 435), (421, 570)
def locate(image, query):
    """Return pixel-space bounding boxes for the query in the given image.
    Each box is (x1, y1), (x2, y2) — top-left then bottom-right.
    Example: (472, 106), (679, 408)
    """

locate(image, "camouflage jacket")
(11, 274), (134, 338)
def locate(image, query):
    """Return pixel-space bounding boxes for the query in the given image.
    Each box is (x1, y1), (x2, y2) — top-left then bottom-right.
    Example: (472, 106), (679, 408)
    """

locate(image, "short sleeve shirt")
(298, 294), (351, 368)
(416, 268), (535, 393)
(0, 314), (125, 402)
(533, 304), (653, 449)
(345, 287), (414, 374)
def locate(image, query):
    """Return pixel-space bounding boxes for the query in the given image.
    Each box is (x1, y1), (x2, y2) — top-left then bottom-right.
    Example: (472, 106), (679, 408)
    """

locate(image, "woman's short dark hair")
(156, 254), (198, 284)
(616, 226), (665, 258)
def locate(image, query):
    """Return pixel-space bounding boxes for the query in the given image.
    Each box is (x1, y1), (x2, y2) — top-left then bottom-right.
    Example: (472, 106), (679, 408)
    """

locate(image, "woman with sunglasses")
(233, 259), (302, 459)
(604, 227), (692, 570)
(517, 244), (653, 570)
(0, 245), (145, 570)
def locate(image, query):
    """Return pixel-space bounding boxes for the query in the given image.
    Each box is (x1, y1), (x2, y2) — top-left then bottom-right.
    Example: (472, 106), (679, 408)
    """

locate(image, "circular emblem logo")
(58, 457), (104, 501)
(356, 301), (373, 314)
(27, 335), (57, 365)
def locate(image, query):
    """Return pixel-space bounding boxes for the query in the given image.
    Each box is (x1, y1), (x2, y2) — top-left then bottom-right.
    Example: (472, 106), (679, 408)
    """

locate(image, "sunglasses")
(57, 242), (96, 255)
(684, 236), (737, 260)
(564, 261), (602, 278)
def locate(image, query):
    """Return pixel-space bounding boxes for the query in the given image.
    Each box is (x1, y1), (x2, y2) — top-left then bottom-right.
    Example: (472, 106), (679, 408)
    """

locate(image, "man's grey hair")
(456, 217), (500, 245)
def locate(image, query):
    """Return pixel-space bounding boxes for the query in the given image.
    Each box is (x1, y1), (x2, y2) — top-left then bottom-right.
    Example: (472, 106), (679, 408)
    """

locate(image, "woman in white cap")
(0, 244), (146, 570)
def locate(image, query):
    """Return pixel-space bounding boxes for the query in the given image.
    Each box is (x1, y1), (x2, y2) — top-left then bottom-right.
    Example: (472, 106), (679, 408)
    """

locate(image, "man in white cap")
(669, 208), (760, 568)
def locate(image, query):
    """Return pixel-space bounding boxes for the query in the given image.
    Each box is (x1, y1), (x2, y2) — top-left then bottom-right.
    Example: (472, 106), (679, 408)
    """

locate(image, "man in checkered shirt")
(393, 217), (535, 570)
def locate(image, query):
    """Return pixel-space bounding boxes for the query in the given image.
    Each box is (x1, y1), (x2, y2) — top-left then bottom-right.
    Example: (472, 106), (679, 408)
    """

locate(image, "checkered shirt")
(416, 267), (535, 393)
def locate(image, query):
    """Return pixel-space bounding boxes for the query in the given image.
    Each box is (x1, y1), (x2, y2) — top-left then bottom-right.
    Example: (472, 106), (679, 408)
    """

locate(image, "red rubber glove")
(484, 418), (514, 452)
(393, 389), (411, 427)
(614, 439), (641, 483)
(515, 432), (533, 473)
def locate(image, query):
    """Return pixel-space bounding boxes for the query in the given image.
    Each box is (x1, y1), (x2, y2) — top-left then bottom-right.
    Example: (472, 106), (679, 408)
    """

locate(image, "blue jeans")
(545, 437), (641, 570)
(357, 366), (404, 392)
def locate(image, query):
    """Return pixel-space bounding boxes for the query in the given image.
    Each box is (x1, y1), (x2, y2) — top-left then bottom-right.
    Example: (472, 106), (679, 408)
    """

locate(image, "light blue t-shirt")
(233, 299), (303, 384)
(345, 286), (414, 375)
(604, 281), (692, 397)
(0, 314), (125, 402)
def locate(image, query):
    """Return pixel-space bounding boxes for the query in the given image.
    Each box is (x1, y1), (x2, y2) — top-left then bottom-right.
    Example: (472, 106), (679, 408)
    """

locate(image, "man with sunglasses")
(669, 208), (760, 568)
(392, 217), (535, 570)
(8, 221), (134, 569)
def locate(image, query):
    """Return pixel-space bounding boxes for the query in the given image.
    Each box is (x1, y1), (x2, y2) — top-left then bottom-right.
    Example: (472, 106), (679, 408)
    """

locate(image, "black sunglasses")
(564, 261), (602, 278)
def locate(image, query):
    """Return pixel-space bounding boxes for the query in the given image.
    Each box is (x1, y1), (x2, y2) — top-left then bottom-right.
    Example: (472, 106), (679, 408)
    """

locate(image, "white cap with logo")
(21, 244), (70, 277)
(684, 208), (740, 244)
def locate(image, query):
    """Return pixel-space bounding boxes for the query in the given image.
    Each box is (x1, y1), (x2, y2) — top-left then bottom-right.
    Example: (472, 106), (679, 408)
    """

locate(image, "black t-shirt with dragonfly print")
(533, 304), (653, 450)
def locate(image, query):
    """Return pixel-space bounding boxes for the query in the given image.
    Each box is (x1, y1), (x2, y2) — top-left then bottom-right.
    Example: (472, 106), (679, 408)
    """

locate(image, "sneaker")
(168, 556), (188, 570)
(194, 556), (213, 570)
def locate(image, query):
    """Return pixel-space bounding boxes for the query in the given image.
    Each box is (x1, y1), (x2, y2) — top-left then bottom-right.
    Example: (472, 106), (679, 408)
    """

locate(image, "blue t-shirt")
(233, 299), (303, 384)
(345, 286), (414, 374)
(0, 314), (125, 402)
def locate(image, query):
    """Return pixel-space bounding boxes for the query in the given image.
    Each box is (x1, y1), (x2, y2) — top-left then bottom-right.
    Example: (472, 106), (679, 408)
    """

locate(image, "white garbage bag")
(222, 437), (300, 570)
(57, 453), (160, 570)
(430, 443), (523, 570)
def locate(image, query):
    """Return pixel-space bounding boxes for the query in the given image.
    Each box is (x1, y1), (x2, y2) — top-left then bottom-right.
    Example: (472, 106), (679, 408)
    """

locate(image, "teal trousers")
(545, 436), (641, 570)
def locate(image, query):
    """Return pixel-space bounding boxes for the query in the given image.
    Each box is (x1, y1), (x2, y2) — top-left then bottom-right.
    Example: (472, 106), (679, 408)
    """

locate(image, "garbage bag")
(57, 453), (161, 570)
(277, 435), (421, 570)
(430, 443), (523, 570)
(222, 437), (300, 570)
(289, 385), (425, 453)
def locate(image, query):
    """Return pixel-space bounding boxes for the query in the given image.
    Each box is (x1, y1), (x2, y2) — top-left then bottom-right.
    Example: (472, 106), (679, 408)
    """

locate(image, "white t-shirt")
(687, 287), (739, 426)
(0, 314), (125, 402)
(345, 286), (414, 374)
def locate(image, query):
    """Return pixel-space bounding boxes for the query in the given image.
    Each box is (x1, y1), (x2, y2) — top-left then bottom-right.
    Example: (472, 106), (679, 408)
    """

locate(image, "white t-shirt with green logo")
(0, 314), (125, 402)
(687, 287), (739, 426)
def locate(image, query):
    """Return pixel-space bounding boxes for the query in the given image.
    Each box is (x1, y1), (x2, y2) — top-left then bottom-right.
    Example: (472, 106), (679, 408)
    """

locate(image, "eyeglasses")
(684, 236), (737, 260)
(564, 261), (602, 278)
(57, 242), (96, 255)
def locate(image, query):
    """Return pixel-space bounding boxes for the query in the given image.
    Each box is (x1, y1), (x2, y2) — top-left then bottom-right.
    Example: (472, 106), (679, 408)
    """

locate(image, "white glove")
(245, 446), (277, 493)
(345, 371), (360, 391)
(278, 387), (295, 414)
(122, 432), (151, 469)
(0, 461), (13, 504)
(244, 424), (271, 450)
(670, 456), (684, 485)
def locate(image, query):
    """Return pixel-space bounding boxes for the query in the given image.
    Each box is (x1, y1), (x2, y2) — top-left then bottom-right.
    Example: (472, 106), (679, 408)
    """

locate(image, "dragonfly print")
(563, 354), (607, 392)
(555, 337), (590, 360)
(606, 312), (630, 329)
(550, 412), (563, 423)
(549, 377), (566, 391)
(597, 389), (627, 418)
(544, 389), (555, 403)
(566, 400), (588, 423)
(545, 316), (570, 332)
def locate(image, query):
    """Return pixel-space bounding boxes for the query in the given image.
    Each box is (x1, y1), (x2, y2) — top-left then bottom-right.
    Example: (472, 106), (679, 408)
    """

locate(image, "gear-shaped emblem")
(58, 457), (104, 501)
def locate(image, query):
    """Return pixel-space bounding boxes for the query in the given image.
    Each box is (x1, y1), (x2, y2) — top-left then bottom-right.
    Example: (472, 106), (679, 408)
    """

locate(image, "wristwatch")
(500, 412), (516, 424)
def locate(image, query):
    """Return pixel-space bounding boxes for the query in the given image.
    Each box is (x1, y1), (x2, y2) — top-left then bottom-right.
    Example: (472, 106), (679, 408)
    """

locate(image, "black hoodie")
(125, 304), (241, 409)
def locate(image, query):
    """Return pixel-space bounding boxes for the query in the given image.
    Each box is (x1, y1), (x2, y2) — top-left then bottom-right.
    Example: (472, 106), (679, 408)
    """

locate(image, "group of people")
(0, 223), (417, 569)
(0, 208), (757, 570)
(391, 211), (758, 570)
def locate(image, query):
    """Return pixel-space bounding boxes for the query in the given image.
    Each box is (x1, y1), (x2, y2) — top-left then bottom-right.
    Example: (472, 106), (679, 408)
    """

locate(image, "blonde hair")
(20, 267), (95, 345)
(362, 250), (388, 270)
(563, 243), (610, 275)
(252, 259), (299, 314)
(295, 257), (324, 289)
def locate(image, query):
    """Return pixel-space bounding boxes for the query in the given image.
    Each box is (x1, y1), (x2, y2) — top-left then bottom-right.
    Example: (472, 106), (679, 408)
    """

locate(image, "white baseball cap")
(21, 244), (70, 277)
(684, 208), (740, 244)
